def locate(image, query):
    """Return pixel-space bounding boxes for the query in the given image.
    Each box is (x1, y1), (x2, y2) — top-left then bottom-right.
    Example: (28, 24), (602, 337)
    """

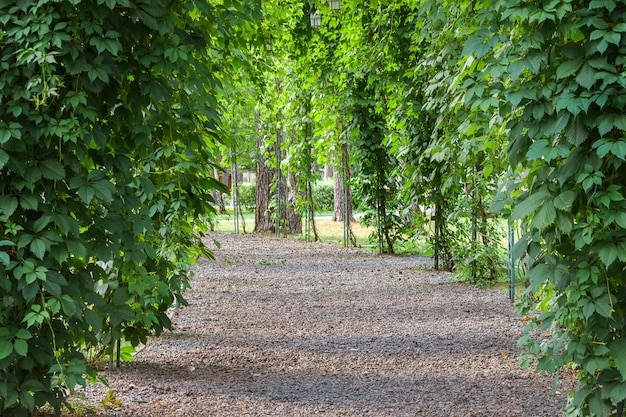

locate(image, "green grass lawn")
(212, 212), (374, 247)
(211, 211), (436, 254)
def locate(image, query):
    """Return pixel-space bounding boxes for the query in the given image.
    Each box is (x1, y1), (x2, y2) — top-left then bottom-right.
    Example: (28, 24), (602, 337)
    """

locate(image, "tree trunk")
(286, 171), (302, 234)
(324, 163), (333, 180)
(254, 114), (275, 233)
(332, 161), (354, 222)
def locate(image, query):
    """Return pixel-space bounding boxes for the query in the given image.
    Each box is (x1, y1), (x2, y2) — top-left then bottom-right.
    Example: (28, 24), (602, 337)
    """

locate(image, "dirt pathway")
(76, 232), (571, 416)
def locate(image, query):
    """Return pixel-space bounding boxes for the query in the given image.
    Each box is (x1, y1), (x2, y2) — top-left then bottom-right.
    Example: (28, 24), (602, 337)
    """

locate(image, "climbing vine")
(0, 1), (256, 415)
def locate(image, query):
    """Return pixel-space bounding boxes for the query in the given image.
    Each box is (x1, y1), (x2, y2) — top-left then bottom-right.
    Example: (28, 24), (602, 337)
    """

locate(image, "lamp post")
(309, 7), (321, 28)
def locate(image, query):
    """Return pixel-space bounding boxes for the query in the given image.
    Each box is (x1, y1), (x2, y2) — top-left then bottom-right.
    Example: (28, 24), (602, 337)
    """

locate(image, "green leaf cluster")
(473, 0), (626, 415)
(0, 0), (257, 415)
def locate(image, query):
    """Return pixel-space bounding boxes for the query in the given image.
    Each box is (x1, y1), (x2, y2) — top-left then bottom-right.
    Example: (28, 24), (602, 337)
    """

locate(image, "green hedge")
(313, 184), (334, 212)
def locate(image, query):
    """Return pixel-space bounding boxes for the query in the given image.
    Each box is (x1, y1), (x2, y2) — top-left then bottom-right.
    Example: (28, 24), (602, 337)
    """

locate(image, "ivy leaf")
(512, 188), (549, 221)
(595, 295), (612, 318)
(531, 200), (557, 229)
(597, 114), (618, 136)
(0, 195), (19, 216)
(554, 191), (577, 210)
(611, 141), (626, 160)
(609, 383), (626, 403)
(557, 60), (583, 79)
(20, 194), (40, 211)
(595, 241), (618, 267)
(39, 159), (65, 180)
(13, 339), (28, 357)
(0, 129), (10, 144)
(0, 341), (12, 360)
(526, 139), (548, 160)
(575, 63), (596, 89)
(564, 117), (588, 146)
(77, 185), (96, 205)
(609, 338), (626, 381)
(30, 238), (47, 259)
(512, 233), (530, 260)
(0, 149), (9, 169)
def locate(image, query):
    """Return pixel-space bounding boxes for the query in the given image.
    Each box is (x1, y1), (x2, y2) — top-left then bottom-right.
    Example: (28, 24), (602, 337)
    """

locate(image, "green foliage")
(237, 184), (257, 212)
(465, 0), (626, 414)
(0, 0), (256, 415)
(312, 184), (334, 212)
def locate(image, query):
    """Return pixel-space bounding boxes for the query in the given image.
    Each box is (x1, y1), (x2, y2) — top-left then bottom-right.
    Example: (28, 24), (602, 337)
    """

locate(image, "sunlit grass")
(211, 213), (376, 248)
(210, 212), (436, 254)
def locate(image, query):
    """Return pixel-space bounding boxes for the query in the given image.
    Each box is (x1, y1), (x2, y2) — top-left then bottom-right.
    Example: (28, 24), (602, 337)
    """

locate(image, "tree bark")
(324, 163), (333, 180)
(254, 113), (275, 233)
(286, 171), (302, 234)
(332, 153), (354, 222)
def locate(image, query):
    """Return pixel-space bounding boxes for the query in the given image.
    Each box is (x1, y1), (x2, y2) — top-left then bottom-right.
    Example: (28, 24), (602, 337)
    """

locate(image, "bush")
(234, 184), (256, 211)
(313, 184), (334, 212)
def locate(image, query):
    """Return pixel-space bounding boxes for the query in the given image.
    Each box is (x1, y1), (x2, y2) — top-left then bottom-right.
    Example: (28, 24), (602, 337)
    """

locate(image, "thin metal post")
(116, 339), (121, 369)
(434, 204), (440, 270)
(232, 145), (239, 234)
(305, 142), (312, 243)
(472, 205), (477, 282)
(275, 129), (281, 238)
(343, 156), (349, 247)
(508, 222), (515, 302)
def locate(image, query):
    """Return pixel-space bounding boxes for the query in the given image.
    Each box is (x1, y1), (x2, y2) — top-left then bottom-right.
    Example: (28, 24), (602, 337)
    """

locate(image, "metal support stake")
(508, 222), (515, 302)
(434, 204), (440, 270)
(232, 146), (239, 234)
(116, 339), (121, 369)
(275, 130), (281, 238)
(343, 164), (349, 248)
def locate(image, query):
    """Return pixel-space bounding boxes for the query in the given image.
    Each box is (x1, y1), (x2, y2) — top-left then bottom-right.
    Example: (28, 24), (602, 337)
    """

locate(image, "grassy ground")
(212, 212), (376, 248)
(211, 211), (436, 256)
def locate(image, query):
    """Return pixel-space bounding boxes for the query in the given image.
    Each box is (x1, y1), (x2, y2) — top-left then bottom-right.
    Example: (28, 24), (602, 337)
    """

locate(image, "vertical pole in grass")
(275, 127), (281, 238)
(471, 201), (477, 282)
(508, 222), (515, 302)
(304, 98), (312, 243)
(232, 144), (239, 234)
(343, 148), (349, 247)
(116, 339), (121, 369)
(434, 203), (440, 270)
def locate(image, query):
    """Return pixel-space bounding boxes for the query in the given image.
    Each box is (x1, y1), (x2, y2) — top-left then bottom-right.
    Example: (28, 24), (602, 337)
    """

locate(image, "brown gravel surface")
(75, 232), (571, 416)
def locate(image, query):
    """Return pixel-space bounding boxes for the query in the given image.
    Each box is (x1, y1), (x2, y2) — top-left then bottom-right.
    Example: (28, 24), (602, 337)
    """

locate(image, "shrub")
(235, 184), (256, 212)
(313, 184), (334, 212)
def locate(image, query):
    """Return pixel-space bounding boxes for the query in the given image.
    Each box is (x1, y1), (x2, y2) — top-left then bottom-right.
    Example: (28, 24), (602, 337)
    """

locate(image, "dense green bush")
(236, 184), (257, 211)
(313, 183), (334, 212)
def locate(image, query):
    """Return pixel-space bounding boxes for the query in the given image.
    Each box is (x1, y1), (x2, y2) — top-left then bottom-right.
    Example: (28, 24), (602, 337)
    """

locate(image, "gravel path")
(76, 232), (571, 416)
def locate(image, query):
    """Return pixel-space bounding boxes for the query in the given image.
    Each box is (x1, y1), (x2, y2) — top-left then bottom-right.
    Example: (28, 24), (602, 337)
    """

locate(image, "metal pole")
(508, 222), (515, 302)
(434, 203), (439, 270)
(232, 145), (239, 234)
(343, 154), (349, 247)
(275, 129), (281, 238)
(306, 142), (312, 243)
(344, 177), (349, 247)
(472, 205), (477, 282)
(116, 338), (121, 369)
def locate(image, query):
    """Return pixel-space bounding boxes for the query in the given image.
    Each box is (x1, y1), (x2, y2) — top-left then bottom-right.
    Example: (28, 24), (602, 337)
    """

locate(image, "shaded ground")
(67, 232), (572, 416)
